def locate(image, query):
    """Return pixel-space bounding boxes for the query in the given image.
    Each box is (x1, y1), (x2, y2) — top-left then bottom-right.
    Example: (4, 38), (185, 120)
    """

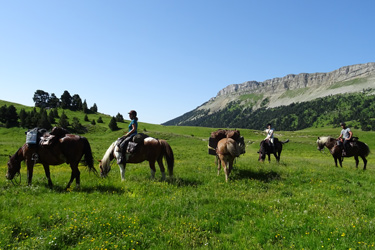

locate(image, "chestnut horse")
(258, 138), (289, 163)
(99, 137), (174, 181)
(216, 137), (245, 182)
(6, 135), (97, 188)
(316, 136), (370, 169)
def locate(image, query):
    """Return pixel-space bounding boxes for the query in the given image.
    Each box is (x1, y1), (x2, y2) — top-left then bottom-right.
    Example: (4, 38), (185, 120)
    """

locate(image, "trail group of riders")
(5, 107), (366, 187)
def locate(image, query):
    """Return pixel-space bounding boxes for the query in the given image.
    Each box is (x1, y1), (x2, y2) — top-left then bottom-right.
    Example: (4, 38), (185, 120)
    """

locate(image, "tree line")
(33, 90), (98, 113)
(0, 90), (126, 133)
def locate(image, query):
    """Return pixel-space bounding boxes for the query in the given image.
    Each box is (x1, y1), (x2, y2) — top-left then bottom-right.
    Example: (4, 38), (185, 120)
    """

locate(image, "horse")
(258, 138), (289, 163)
(99, 137), (174, 181)
(216, 137), (245, 182)
(6, 134), (97, 188)
(316, 136), (370, 169)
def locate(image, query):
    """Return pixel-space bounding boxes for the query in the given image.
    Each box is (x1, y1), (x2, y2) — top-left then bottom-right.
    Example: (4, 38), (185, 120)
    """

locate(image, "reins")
(10, 172), (21, 186)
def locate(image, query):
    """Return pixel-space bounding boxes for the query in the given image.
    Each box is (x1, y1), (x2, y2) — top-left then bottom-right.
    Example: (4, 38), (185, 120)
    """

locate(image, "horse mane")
(317, 136), (336, 147)
(101, 141), (117, 171)
(318, 136), (333, 143)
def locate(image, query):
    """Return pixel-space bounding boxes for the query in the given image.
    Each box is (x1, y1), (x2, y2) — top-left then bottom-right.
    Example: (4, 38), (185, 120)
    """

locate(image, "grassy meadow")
(1, 109), (375, 249)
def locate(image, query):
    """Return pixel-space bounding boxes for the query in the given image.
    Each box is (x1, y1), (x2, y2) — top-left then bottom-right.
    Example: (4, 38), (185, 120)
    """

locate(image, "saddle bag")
(26, 129), (38, 144)
(208, 137), (217, 155)
(26, 127), (47, 145)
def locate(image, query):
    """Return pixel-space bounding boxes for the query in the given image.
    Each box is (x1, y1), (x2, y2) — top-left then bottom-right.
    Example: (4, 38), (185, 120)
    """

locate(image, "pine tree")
(38, 109), (52, 130)
(108, 117), (119, 131)
(90, 103), (98, 113)
(58, 112), (69, 128)
(83, 100), (89, 114)
(116, 113), (124, 122)
(48, 110), (56, 124)
(19, 109), (28, 128)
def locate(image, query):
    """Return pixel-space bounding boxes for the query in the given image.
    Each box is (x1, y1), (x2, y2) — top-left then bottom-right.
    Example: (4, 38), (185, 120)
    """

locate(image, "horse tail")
(227, 139), (241, 158)
(159, 140), (174, 176)
(82, 137), (98, 174)
(358, 141), (371, 157)
(281, 139), (290, 144)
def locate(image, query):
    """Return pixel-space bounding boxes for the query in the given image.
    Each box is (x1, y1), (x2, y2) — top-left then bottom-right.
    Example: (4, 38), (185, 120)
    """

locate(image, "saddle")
(40, 127), (70, 146)
(118, 133), (149, 154)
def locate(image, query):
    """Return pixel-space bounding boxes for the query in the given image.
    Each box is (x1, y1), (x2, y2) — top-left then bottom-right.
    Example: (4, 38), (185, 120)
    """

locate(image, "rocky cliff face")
(163, 62), (375, 126)
(216, 62), (375, 97)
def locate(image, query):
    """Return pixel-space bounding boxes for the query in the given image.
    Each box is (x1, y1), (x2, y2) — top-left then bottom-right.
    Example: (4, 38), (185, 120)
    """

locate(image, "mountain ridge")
(163, 62), (375, 129)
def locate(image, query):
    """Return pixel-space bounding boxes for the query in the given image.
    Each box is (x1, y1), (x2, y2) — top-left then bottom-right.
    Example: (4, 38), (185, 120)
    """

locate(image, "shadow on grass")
(166, 177), (203, 187)
(45, 182), (126, 194)
(231, 168), (282, 182)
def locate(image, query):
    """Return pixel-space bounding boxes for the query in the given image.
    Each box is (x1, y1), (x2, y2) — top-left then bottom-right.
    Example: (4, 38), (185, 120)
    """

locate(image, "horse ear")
(317, 137), (320, 140)
(97, 159), (102, 163)
(9, 155), (11, 158)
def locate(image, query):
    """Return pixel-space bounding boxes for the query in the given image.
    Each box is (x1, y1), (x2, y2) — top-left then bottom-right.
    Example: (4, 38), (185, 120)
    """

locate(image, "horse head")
(6, 148), (23, 180)
(258, 140), (267, 162)
(316, 136), (334, 151)
(238, 136), (246, 155)
(98, 142), (117, 178)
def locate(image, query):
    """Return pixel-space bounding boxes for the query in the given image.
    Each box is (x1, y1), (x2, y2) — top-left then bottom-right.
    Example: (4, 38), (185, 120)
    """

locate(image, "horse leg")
(149, 161), (156, 179)
(227, 158), (234, 181)
(67, 164), (80, 189)
(216, 155), (221, 175)
(361, 155), (367, 170)
(274, 152), (279, 163)
(217, 155), (223, 176)
(338, 157), (343, 168)
(42, 164), (53, 188)
(223, 160), (229, 182)
(118, 163), (127, 181)
(26, 159), (34, 186)
(354, 156), (359, 169)
(268, 154), (271, 163)
(157, 158), (166, 180)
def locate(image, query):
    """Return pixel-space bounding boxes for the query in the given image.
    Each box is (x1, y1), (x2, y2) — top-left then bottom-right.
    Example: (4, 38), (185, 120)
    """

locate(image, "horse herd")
(5, 128), (371, 188)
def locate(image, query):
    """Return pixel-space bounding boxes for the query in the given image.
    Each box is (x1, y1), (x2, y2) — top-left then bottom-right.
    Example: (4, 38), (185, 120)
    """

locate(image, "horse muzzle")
(5, 170), (17, 180)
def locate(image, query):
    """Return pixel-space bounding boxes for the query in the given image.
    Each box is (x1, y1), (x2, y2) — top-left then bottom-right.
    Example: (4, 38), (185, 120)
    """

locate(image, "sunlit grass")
(1, 124), (375, 249)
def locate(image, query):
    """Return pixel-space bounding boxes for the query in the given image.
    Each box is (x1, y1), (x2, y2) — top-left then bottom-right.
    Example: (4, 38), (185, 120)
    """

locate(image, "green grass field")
(1, 114), (375, 249)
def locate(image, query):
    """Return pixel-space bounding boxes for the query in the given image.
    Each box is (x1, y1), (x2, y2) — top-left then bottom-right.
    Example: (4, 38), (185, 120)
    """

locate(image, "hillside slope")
(164, 62), (375, 129)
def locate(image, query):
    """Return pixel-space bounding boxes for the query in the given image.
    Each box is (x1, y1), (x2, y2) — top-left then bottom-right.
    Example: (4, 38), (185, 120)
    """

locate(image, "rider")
(337, 122), (352, 156)
(264, 123), (275, 152)
(118, 110), (138, 164)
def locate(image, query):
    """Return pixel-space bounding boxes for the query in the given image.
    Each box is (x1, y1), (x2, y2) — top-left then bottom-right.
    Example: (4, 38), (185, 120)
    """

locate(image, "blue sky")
(0, 1), (374, 124)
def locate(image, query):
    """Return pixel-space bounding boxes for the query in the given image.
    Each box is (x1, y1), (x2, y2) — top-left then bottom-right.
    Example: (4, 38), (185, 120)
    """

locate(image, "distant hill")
(163, 62), (375, 131)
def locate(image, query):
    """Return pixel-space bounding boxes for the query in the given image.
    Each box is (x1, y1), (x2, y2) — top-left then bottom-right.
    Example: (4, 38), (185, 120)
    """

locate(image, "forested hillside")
(164, 89), (375, 131)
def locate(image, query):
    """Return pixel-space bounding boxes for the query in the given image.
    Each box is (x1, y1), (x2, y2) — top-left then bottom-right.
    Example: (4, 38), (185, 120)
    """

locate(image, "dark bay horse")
(6, 135), (97, 188)
(99, 137), (174, 181)
(316, 136), (370, 169)
(258, 138), (289, 163)
(216, 138), (245, 182)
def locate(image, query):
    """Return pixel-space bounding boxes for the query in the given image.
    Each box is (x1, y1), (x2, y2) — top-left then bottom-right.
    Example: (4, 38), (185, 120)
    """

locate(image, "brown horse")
(258, 138), (289, 163)
(99, 137), (174, 181)
(216, 138), (245, 182)
(6, 134), (97, 188)
(316, 136), (370, 169)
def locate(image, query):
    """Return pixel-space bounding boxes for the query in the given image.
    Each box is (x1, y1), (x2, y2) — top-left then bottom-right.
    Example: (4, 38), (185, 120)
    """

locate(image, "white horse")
(99, 137), (174, 181)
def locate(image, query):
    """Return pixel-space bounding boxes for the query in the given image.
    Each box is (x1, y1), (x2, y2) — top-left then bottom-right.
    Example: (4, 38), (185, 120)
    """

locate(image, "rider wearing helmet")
(338, 122), (352, 156)
(117, 110), (138, 164)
